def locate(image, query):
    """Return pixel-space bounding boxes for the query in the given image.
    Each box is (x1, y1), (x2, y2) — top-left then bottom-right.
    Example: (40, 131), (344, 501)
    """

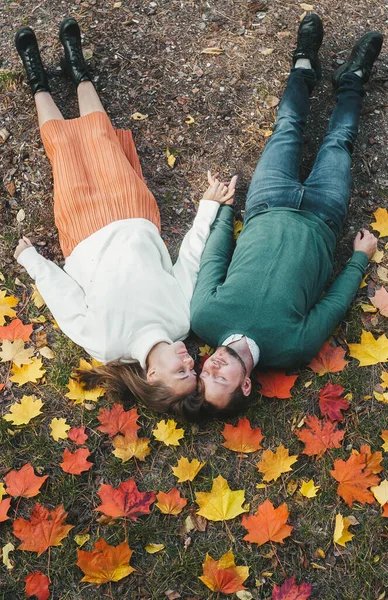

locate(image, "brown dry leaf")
(259, 47), (273, 55)
(377, 266), (388, 283)
(300, 2), (314, 9)
(39, 346), (55, 360)
(201, 47), (224, 55)
(265, 96), (280, 108)
(131, 112), (148, 120)
(371, 287), (388, 317)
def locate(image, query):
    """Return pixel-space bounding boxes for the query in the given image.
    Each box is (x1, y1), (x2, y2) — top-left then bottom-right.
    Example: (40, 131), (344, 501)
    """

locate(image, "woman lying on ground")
(13, 18), (237, 418)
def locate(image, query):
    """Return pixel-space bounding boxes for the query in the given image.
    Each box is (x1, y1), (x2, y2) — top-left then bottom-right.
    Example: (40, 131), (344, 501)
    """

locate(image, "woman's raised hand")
(14, 236), (34, 260)
(203, 170), (238, 205)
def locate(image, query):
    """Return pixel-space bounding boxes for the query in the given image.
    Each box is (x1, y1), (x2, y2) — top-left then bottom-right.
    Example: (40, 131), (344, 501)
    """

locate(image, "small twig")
(270, 541), (287, 577)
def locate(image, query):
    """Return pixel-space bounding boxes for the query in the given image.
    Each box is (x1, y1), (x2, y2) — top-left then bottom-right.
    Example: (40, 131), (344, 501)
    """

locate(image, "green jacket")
(190, 206), (368, 369)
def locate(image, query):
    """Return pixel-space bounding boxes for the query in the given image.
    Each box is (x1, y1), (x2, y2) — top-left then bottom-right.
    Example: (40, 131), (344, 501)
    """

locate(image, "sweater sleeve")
(17, 247), (88, 342)
(172, 199), (221, 300)
(302, 251), (369, 356)
(191, 204), (235, 303)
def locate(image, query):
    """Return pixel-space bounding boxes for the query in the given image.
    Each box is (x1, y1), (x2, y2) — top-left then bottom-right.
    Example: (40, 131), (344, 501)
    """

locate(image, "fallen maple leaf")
(156, 489), (187, 515)
(3, 395), (43, 426)
(31, 285), (45, 309)
(60, 448), (93, 475)
(112, 431), (151, 462)
(2, 541), (14, 570)
(0, 291), (18, 326)
(50, 417), (70, 441)
(355, 444), (383, 474)
(96, 479), (156, 520)
(0, 497), (11, 522)
(257, 371), (298, 398)
(371, 480), (388, 514)
(256, 445), (298, 482)
(333, 513), (355, 547)
(65, 376), (104, 404)
(299, 479), (320, 498)
(68, 426), (88, 445)
(13, 503), (73, 555)
(199, 549), (249, 593)
(295, 415), (344, 457)
(25, 571), (50, 600)
(381, 430), (388, 452)
(319, 382), (349, 422)
(371, 207), (388, 237)
(242, 499), (293, 546)
(308, 341), (348, 375)
(381, 371), (388, 389)
(272, 575), (312, 599)
(371, 287), (388, 316)
(0, 318), (32, 342)
(195, 475), (247, 522)
(171, 457), (205, 482)
(330, 453), (379, 507)
(222, 417), (264, 453)
(77, 538), (135, 584)
(97, 404), (140, 437)
(145, 543), (165, 554)
(152, 419), (184, 446)
(10, 357), (46, 385)
(4, 463), (48, 498)
(0, 339), (33, 367)
(348, 330), (388, 366)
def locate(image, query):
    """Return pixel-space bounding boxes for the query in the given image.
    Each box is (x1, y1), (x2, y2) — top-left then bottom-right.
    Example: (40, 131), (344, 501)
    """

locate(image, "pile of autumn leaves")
(0, 207), (387, 600)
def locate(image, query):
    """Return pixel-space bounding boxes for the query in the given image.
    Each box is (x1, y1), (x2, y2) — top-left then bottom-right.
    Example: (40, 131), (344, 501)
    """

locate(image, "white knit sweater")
(18, 200), (219, 367)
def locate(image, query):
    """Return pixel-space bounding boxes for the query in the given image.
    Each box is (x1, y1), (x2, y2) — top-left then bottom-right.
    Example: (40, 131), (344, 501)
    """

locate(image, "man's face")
(199, 346), (249, 408)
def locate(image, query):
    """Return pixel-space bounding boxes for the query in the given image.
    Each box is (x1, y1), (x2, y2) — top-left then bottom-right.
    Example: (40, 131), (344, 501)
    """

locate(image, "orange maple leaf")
(355, 445), (383, 474)
(242, 499), (293, 545)
(272, 575), (312, 599)
(156, 489), (187, 516)
(95, 479), (156, 520)
(4, 463), (48, 498)
(25, 571), (50, 600)
(308, 341), (348, 376)
(257, 371), (298, 399)
(97, 404), (140, 437)
(319, 382), (349, 422)
(222, 417), (264, 453)
(295, 415), (344, 458)
(0, 319), (33, 342)
(77, 538), (135, 584)
(371, 287), (388, 317)
(68, 426), (88, 445)
(60, 448), (93, 475)
(330, 454), (380, 507)
(0, 497), (11, 522)
(199, 549), (249, 593)
(13, 503), (73, 555)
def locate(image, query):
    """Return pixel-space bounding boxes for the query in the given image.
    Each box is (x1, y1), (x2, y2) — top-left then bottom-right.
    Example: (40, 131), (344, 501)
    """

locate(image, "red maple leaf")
(308, 342), (348, 376)
(0, 497), (11, 522)
(257, 371), (298, 399)
(4, 463), (48, 498)
(295, 415), (344, 457)
(97, 404), (140, 437)
(319, 382), (349, 421)
(25, 572), (51, 600)
(0, 318), (33, 342)
(13, 503), (73, 555)
(68, 426), (88, 445)
(95, 479), (156, 521)
(60, 448), (93, 475)
(330, 454), (380, 507)
(272, 575), (312, 599)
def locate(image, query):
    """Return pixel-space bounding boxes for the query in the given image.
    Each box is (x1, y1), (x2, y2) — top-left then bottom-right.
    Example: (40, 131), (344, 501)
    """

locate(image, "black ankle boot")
(292, 13), (324, 79)
(332, 31), (384, 88)
(15, 27), (50, 95)
(59, 18), (91, 87)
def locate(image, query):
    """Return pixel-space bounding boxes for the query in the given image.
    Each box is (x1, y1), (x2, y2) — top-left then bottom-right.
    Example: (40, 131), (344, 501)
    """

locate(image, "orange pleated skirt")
(40, 111), (161, 258)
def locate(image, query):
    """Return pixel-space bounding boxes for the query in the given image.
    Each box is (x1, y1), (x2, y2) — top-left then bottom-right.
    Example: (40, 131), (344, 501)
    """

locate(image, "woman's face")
(146, 341), (197, 396)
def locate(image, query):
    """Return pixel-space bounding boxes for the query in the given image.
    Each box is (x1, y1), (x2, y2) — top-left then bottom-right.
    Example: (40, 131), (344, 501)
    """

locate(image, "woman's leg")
(35, 92), (64, 127)
(77, 81), (106, 117)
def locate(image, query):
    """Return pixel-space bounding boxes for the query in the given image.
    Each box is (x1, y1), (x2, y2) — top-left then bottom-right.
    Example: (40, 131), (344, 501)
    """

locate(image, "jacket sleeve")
(303, 251), (369, 356)
(172, 199), (221, 300)
(17, 247), (88, 343)
(191, 204), (235, 302)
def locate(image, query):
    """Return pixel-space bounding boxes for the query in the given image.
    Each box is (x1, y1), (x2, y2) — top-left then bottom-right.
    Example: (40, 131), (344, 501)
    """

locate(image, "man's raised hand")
(353, 229), (378, 259)
(203, 170), (238, 205)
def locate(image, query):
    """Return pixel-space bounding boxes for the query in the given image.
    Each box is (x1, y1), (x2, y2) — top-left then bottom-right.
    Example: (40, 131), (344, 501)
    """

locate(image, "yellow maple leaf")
(359, 274), (368, 289)
(198, 344), (214, 357)
(10, 357), (46, 385)
(333, 513), (355, 547)
(3, 395), (43, 426)
(256, 444), (298, 482)
(152, 419), (184, 446)
(74, 534), (90, 547)
(0, 291), (19, 326)
(381, 372), (388, 389)
(50, 417), (70, 441)
(371, 479), (388, 507)
(371, 249), (384, 263)
(145, 543), (165, 554)
(65, 377), (104, 404)
(195, 475), (247, 521)
(171, 457), (205, 482)
(300, 479), (320, 498)
(348, 330), (388, 366)
(31, 284), (45, 309)
(112, 433), (151, 462)
(233, 219), (243, 240)
(0, 483), (6, 501)
(381, 430), (388, 452)
(0, 340), (33, 367)
(371, 207), (388, 238)
(166, 148), (176, 168)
